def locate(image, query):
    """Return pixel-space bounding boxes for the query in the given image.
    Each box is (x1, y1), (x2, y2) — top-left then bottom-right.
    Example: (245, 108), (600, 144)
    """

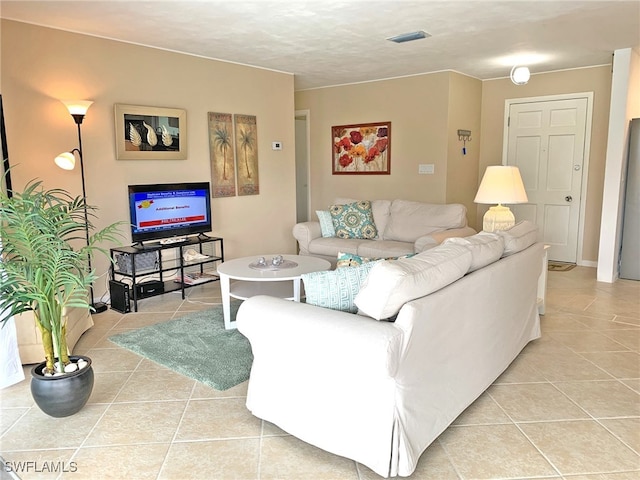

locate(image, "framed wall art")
(332, 121), (391, 175)
(114, 104), (187, 160)
(208, 112), (237, 197)
(234, 114), (259, 196)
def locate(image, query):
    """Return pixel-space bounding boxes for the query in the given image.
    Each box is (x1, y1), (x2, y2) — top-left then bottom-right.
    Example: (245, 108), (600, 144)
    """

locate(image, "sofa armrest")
(414, 226), (477, 252)
(237, 296), (403, 377)
(413, 235), (439, 252)
(237, 296), (405, 477)
(292, 222), (322, 254)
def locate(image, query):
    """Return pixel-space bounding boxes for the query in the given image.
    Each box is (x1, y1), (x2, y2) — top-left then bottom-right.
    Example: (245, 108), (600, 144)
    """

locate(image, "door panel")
(544, 205), (571, 246)
(549, 108), (577, 127)
(507, 98), (588, 263)
(547, 135), (575, 191)
(515, 137), (541, 191)
(511, 203), (537, 224)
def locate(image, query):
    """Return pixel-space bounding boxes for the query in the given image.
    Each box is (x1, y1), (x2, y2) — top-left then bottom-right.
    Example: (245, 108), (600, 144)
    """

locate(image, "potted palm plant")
(0, 178), (122, 417)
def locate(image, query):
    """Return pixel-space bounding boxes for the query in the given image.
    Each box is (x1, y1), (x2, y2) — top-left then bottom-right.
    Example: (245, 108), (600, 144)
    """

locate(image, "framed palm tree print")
(208, 112), (237, 197)
(234, 114), (259, 196)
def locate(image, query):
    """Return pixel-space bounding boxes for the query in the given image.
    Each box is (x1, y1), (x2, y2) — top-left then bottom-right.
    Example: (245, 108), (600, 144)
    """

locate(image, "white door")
(506, 97), (589, 263)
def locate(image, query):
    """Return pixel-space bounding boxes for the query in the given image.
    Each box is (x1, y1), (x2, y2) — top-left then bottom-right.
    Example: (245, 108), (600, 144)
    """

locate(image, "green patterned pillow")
(329, 200), (378, 239)
(301, 261), (378, 313)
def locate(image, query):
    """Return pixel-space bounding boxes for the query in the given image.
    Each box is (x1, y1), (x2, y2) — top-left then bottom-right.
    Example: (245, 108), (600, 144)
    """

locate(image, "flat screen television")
(128, 182), (212, 244)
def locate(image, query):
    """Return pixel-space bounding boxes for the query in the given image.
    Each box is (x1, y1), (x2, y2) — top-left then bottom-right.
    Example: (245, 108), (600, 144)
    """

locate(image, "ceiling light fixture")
(387, 30), (431, 43)
(510, 65), (530, 85)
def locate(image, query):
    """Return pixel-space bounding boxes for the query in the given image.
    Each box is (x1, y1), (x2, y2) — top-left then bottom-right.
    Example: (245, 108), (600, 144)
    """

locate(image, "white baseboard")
(578, 260), (597, 268)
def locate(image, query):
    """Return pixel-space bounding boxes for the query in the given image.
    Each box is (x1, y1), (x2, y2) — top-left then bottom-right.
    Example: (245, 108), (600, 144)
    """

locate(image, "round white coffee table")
(217, 254), (331, 329)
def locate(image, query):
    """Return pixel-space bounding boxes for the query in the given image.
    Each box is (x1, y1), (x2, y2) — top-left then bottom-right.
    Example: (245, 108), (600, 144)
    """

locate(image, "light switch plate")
(418, 164), (435, 174)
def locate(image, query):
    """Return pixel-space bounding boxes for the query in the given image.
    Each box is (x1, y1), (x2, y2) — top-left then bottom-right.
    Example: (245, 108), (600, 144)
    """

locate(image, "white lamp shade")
(474, 166), (528, 205)
(510, 66), (530, 85)
(54, 151), (76, 170)
(61, 100), (93, 116)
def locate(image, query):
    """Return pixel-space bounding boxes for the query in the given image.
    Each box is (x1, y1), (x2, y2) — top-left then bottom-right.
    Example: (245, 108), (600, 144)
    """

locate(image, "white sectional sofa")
(293, 198), (476, 267)
(237, 222), (543, 477)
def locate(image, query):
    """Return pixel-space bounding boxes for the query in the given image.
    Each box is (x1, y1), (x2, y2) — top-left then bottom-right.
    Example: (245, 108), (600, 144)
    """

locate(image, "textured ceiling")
(2, 0), (639, 90)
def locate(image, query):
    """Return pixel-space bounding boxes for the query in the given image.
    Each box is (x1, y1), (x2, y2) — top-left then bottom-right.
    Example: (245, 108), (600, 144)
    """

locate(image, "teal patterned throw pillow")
(329, 200), (378, 239)
(301, 261), (379, 313)
(316, 210), (336, 238)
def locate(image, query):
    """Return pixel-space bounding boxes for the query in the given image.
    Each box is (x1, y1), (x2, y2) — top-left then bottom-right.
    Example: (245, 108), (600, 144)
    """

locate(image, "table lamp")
(474, 165), (528, 232)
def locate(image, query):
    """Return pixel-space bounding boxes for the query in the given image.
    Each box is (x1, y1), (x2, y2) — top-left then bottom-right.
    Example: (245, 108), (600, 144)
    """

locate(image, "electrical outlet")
(418, 164), (435, 174)
(272, 141), (282, 150)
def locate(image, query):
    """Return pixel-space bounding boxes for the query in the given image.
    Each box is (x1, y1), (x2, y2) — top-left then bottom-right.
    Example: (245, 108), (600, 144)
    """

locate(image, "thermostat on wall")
(272, 141), (282, 150)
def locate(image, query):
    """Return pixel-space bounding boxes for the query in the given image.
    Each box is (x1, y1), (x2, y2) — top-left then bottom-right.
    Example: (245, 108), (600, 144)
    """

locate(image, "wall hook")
(457, 129), (471, 155)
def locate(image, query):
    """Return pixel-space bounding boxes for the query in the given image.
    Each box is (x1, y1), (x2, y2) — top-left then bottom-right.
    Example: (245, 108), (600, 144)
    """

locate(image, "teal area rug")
(109, 301), (252, 391)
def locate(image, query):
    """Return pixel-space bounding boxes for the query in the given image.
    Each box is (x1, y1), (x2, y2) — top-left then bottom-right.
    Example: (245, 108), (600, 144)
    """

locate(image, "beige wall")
(1, 20), (297, 299)
(480, 66), (613, 263)
(446, 73), (483, 228)
(296, 66), (612, 264)
(2, 19), (616, 285)
(295, 72), (459, 211)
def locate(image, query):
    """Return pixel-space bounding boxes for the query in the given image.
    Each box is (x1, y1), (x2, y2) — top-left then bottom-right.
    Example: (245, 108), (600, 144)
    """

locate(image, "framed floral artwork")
(332, 122), (391, 175)
(114, 104), (186, 160)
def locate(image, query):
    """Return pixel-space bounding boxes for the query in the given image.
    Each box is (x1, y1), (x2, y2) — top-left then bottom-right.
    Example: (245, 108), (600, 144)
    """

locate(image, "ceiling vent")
(387, 31), (431, 43)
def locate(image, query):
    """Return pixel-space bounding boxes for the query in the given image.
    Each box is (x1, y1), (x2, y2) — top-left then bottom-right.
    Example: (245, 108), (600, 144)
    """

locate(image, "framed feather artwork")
(114, 104), (187, 160)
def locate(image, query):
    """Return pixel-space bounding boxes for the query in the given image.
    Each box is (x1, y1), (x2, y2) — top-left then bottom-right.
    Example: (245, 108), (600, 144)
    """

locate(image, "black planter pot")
(30, 355), (94, 418)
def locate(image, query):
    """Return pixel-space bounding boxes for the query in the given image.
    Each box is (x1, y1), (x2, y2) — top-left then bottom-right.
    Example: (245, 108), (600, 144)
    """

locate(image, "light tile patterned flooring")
(1, 266), (639, 479)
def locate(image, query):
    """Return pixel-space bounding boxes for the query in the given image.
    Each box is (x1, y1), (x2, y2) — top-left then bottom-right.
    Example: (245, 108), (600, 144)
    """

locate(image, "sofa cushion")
(308, 237), (364, 256)
(335, 198), (392, 236)
(355, 244), (472, 320)
(357, 240), (415, 258)
(316, 210), (336, 238)
(330, 201), (378, 239)
(383, 200), (467, 242)
(498, 221), (539, 256)
(302, 261), (379, 313)
(336, 251), (416, 268)
(444, 232), (505, 272)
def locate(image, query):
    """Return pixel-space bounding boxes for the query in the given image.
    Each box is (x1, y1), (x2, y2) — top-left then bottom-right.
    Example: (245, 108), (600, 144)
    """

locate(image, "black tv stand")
(110, 236), (224, 312)
(131, 241), (161, 251)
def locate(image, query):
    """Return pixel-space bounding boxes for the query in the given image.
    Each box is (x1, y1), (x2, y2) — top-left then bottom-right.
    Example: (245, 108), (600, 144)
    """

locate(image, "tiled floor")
(1, 266), (639, 479)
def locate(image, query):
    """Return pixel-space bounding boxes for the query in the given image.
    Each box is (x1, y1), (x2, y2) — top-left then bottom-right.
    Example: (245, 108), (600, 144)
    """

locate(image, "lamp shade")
(474, 166), (528, 205)
(60, 100), (93, 116)
(54, 151), (76, 170)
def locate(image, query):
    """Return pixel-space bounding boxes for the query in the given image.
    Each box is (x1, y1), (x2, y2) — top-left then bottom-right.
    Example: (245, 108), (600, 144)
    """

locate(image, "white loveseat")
(237, 222), (543, 477)
(293, 198), (476, 267)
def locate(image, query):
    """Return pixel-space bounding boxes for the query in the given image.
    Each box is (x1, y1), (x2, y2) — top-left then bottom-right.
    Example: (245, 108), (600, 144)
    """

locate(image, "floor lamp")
(54, 100), (107, 314)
